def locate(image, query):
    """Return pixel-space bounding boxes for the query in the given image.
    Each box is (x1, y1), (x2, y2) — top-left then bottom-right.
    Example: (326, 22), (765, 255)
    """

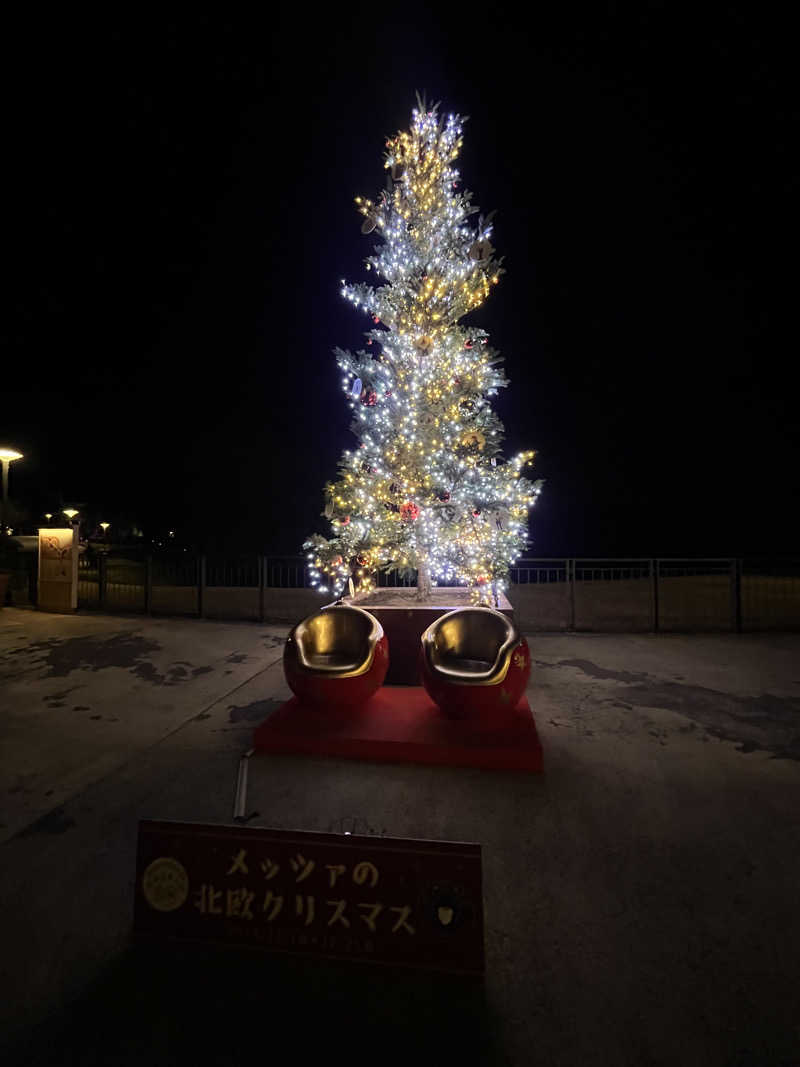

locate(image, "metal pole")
(1, 460), (8, 529)
(27, 551), (36, 603)
(198, 554), (206, 618)
(563, 559), (576, 623)
(730, 557), (742, 633)
(258, 554), (266, 624)
(98, 553), (106, 609)
(651, 559), (660, 632)
(144, 555), (153, 614)
(233, 749), (254, 822)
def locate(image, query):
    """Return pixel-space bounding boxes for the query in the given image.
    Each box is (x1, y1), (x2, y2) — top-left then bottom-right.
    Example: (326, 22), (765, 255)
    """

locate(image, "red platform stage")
(253, 687), (543, 773)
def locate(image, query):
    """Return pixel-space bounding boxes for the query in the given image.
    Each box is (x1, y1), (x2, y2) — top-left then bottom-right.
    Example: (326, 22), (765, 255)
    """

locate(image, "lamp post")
(0, 448), (23, 532)
(63, 508), (79, 543)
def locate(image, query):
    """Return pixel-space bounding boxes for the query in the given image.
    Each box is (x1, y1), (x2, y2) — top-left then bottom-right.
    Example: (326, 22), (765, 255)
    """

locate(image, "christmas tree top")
(305, 98), (543, 602)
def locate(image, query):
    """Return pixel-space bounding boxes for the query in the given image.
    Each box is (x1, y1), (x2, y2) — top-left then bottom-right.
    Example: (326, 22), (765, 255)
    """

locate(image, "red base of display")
(253, 687), (543, 773)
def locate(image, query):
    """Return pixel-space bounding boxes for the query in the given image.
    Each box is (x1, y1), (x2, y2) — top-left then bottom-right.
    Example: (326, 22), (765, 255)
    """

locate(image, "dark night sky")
(3, 8), (797, 556)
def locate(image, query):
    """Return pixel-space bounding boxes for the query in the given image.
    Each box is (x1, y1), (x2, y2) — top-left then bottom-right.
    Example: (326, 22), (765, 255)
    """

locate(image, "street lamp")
(0, 447), (23, 532)
(100, 522), (110, 533)
(63, 509), (78, 520)
(45, 513), (53, 521)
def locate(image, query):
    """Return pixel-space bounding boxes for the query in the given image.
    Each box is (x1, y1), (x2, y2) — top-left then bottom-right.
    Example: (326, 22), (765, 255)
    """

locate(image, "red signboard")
(134, 820), (484, 975)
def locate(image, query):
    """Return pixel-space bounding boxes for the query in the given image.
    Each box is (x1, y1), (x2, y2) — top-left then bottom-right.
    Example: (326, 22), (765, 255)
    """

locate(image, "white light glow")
(304, 102), (544, 603)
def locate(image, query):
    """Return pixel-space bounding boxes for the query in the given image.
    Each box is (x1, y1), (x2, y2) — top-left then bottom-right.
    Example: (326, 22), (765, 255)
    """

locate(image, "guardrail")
(68, 554), (800, 631)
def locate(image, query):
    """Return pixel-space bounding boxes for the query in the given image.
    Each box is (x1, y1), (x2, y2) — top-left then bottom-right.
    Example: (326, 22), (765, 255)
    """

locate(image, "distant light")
(44, 513), (53, 521)
(0, 448), (23, 462)
(100, 522), (110, 532)
(63, 508), (79, 519)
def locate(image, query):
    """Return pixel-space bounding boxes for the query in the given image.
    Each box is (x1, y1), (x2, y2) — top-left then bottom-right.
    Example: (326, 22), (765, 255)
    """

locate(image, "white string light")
(304, 104), (544, 602)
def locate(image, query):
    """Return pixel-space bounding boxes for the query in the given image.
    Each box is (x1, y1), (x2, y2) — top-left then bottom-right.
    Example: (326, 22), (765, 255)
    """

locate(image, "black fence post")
(568, 558), (576, 630)
(145, 555), (152, 614)
(28, 551), (37, 604)
(651, 559), (660, 632)
(198, 554), (206, 618)
(730, 557), (742, 633)
(259, 554), (266, 623)
(98, 553), (107, 609)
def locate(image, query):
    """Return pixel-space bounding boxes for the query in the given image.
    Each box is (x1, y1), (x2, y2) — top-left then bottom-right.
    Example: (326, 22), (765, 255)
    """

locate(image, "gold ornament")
(461, 429), (486, 450)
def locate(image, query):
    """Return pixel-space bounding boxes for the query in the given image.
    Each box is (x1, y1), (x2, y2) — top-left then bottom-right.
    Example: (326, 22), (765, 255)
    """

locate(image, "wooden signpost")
(134, 820), (484, 975)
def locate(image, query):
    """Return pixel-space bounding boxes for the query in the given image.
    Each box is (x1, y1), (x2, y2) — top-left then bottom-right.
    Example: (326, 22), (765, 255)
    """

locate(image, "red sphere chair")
(420, 606), (530, 719)
(284, 604), (389, 707)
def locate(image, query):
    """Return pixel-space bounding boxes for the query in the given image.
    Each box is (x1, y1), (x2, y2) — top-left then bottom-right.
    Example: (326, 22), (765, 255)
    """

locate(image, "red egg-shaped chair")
(420, 606), (530, 719)
(284, 604), (389, 707)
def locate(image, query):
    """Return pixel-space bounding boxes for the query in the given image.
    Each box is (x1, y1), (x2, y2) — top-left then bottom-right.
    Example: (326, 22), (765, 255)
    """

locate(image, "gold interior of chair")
(290, 605), (383, 678)
(422, 607), (520, 685)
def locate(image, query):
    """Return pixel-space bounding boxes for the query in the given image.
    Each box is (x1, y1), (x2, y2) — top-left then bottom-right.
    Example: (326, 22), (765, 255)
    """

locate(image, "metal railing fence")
(68, 553), (800, 631)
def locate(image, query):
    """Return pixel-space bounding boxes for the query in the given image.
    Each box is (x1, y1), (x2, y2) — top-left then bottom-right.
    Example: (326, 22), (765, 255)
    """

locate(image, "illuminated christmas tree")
(305, 98), (543, 603)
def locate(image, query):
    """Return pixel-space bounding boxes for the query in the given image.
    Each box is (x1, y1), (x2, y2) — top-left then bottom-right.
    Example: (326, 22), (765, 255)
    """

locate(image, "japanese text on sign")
(134, 821), (484, 975)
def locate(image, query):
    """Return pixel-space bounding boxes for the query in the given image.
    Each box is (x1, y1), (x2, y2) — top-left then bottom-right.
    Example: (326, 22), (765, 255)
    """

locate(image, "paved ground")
(1, 607), (799, 1065)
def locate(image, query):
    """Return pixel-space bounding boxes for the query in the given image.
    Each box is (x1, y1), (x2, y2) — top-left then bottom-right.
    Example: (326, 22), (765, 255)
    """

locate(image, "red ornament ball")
(360, 389), (378, 406)
(472, 508), (481, 517)
(438, 491), (451, 502)
(341, 516), (351, 526)
(400, 502), (420, 522)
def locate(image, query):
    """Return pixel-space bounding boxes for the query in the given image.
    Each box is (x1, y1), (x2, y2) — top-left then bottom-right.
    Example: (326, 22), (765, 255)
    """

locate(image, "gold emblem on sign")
(142, 857), (189, 912)
(513, 651), (527, 669)
(437, 906), (454, 926)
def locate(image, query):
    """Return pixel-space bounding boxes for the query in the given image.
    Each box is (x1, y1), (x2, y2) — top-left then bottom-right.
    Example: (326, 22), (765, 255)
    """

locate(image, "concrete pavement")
(1, 608), (799, 1065)
(0, 608), (288, 843)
